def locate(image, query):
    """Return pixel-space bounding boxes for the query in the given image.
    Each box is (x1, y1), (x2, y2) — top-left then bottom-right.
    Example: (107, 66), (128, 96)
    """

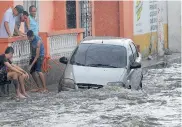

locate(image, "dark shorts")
(0, 67), (8, 86)
(29, 56), (44, 74)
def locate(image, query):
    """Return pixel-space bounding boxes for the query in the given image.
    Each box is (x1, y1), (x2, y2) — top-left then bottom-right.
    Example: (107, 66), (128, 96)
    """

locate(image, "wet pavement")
(0, 62), (181, 127)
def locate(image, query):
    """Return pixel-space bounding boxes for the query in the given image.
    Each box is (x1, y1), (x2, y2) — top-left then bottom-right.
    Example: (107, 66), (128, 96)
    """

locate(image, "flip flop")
(24, 93), (30, 98)
(30, 88), (40, 92)
(15, 97), (20, 102)
(18, 94), (27, 99)
(40, 89), (49, 93)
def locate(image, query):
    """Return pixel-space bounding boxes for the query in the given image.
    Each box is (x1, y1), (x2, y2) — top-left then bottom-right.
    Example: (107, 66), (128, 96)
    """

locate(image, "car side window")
(130, 42), (138, 60)
(132, 42), (139, 57)
(128, 45), (134, 64)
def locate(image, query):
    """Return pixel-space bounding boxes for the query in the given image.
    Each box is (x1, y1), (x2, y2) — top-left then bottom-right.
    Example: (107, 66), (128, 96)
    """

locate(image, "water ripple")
(0, 63), (181, 127)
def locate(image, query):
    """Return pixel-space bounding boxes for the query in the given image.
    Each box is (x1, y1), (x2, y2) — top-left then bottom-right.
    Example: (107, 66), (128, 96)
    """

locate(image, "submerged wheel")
(128, 85), (131, 89)
(140, 81), (142, 89)
(140, 74), (143, 89)
(58, 78), (63, 93)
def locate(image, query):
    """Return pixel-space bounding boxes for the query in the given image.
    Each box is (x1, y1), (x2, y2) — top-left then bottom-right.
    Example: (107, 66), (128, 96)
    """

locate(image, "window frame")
(66, 0), (77, 29)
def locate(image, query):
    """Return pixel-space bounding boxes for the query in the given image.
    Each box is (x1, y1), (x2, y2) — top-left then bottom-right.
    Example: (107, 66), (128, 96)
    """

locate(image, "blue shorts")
(29, 56), (44, 74)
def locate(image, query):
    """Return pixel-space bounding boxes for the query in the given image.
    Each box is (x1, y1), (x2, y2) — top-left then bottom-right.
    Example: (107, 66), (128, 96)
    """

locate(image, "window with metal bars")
(79, 1), (92, 38)
(66, 1), (76, 29)
(23, 1), (39, 24)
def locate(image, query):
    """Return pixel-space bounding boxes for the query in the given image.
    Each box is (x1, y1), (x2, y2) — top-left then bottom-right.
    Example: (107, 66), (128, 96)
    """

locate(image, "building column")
(119, 1), (133, 39)
(53, 1), (67, 30)
(119, 1), (124, 37)
(76, 1), (80, 28)
(91, 1), (95, 36)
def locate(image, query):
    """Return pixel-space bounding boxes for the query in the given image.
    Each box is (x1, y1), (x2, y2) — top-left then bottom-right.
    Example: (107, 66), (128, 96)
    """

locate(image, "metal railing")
(49, 33), (78, 59)
(0, 29), (84, 67)
(11, 40), (31, 66)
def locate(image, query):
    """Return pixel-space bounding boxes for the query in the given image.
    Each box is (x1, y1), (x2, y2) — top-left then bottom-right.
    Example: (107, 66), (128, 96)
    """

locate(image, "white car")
(58, 36), (143, 92)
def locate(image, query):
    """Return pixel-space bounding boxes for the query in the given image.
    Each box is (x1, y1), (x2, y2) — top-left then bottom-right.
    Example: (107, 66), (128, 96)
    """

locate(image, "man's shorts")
(29, 56), (44, 74)
(0, 67), (8, 86)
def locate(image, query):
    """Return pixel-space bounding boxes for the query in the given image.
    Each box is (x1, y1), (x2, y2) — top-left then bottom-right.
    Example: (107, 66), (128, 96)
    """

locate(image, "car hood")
(64, 64), (126, 85)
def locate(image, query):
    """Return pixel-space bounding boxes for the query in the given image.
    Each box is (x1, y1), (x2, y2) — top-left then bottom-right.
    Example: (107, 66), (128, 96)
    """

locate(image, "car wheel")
(128, 85), (131, 89)
(140, 74), (143, 89)
(58, 78), (63, 93)
(140, 81), (142, 89)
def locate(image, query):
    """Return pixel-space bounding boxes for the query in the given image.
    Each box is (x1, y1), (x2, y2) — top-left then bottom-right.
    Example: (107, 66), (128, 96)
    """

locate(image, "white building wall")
(167, 1), (181, 52)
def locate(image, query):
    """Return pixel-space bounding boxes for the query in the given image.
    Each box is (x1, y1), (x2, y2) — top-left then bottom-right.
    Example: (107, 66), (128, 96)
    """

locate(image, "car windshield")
(70, 43), (127, 68)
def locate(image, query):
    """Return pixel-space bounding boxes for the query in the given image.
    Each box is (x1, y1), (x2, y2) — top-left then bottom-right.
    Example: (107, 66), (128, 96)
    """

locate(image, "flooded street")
(0, 63), (181, 127)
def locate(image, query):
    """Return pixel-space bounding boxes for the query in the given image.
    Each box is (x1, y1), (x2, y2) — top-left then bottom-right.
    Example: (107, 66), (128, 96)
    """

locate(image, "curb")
(167, 56), (181, 64)
(142, 56), (181, 69)
(142, 61), (165, 69)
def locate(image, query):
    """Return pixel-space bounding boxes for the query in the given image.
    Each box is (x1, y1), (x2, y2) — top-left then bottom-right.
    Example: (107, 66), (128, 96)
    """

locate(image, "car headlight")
(107, 82), (125, 87)
(61, 78), (78, 89)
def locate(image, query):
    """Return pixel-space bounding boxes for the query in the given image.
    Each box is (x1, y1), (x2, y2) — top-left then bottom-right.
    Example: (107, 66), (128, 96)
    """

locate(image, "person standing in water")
(27, 30), (48, 92)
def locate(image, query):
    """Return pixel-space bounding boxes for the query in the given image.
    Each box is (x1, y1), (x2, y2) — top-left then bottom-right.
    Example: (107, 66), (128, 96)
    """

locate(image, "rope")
(42, 56), (51, 74)
(22, 56), (65, 91)
(42, 56), (65, 74)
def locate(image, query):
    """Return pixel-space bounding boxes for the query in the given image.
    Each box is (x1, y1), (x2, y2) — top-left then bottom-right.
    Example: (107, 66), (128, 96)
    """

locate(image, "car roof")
(81, 36), (133, 47)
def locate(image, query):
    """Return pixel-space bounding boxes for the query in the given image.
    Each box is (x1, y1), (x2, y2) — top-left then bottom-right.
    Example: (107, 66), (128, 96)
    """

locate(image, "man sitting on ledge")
(0, 47), (29, 99)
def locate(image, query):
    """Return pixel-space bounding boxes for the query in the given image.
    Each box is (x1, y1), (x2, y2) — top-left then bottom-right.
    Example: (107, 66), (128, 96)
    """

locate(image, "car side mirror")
(130, 62), (141, 69)
(59, 57), (68, 64)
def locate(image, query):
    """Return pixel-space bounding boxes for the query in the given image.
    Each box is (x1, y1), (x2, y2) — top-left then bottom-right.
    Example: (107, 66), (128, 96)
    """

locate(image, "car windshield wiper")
(87, 64), (118, 68)
(71, 61), (85, 66)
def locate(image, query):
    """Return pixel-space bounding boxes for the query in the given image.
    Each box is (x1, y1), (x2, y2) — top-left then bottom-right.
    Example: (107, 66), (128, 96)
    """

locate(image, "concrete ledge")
(142, 61), (165, 69)
(167, 56), (181, 64)
(142, 55), (181, 69)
